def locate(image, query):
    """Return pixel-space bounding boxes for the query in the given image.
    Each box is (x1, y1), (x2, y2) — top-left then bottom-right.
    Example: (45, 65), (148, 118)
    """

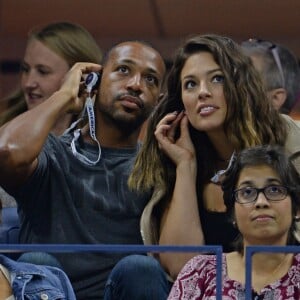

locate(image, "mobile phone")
(85, 71), (101, 93)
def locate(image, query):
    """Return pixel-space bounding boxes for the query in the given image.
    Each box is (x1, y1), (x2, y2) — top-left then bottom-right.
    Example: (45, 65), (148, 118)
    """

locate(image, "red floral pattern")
(168, 253), (300, 299)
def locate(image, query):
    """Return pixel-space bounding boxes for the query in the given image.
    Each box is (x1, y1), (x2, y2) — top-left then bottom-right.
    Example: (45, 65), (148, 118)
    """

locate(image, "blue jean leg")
(104, 254), (172, 300)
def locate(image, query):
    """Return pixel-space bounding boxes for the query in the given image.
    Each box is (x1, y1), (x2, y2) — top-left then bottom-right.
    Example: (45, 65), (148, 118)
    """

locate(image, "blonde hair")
(30, 21), (102, 67)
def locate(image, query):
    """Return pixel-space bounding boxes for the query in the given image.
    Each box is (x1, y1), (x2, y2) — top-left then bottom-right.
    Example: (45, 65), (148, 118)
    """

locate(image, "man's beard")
(99, 103), (153, 134)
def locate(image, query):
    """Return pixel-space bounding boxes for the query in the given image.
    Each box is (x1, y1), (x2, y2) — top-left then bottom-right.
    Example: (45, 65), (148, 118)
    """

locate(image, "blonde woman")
(0, 21), (102, 135)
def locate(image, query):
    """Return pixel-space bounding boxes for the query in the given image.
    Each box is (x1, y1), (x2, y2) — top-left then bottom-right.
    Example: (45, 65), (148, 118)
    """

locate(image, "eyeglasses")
(234, 185), (288, 204)
(245, 38), (285, 88)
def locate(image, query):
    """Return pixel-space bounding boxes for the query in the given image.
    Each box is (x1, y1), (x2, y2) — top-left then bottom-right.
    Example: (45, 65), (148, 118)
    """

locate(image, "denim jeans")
(104, 254), (173, 300)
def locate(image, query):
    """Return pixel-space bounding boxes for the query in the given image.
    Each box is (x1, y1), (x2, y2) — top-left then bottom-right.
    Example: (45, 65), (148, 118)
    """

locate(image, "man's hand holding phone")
(59, 62), (102, 114)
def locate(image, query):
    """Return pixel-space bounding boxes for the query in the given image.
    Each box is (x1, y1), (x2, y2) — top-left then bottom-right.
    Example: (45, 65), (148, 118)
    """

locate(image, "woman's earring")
(294, 215), (300, 222)
(232, 220), (237, 227)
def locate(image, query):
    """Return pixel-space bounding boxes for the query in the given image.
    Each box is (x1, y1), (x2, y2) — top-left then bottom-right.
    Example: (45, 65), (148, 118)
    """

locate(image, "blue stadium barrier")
(2, 243), (298, 297)
(0, 244), (223, 299)
(245, 245), (300, 299)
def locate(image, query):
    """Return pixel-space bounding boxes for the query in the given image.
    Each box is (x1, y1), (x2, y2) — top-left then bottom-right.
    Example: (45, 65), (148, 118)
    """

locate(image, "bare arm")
(0, 63), (101, 189)
(154, 112), (205, 279)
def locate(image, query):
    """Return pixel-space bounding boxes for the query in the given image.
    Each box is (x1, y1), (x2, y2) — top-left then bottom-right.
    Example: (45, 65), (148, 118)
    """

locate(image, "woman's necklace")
(252, 253), (292, 292)
(267, 254), (290, 279)
(211, 152), (236, 185)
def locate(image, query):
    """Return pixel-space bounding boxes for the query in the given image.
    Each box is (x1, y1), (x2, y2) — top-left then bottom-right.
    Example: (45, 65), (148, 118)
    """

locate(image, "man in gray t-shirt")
(0, 41), (166, 299)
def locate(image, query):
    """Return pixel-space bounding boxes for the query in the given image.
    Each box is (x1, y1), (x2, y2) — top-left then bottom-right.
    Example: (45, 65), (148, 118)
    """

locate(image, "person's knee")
(112, 255), (162, 277)
(105, 255), (170, 300)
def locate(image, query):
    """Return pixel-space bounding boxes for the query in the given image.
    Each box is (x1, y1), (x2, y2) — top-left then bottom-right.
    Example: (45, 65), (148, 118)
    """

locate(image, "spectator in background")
(0, 21), (102, 135)
(290, 96), (300, 122)
(0, 21), (103, 216)
(168, 145), (300, 299)
(0, 41), (166, 299)
(241, 38), (300, 116)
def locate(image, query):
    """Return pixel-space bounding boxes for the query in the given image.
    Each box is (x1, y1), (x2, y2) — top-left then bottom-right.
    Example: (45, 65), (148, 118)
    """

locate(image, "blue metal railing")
(1, 243), (299, 298)
(245, 245), (300, 299)
(0, 244), (223, 299)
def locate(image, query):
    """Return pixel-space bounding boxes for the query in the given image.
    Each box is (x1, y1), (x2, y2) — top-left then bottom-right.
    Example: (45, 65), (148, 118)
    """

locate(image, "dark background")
(1, 0), (299, 99)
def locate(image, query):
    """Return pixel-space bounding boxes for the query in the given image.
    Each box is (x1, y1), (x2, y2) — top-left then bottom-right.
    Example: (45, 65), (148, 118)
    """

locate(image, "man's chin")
(115, 115), (146, 133)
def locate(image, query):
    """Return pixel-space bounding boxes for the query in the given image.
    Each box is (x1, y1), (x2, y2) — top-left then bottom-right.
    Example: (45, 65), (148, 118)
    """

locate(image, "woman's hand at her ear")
(154, 111), (196, 167)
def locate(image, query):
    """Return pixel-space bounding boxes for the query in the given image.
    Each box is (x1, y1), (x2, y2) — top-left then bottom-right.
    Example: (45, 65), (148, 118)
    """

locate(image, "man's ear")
(268, 88), (287, 111)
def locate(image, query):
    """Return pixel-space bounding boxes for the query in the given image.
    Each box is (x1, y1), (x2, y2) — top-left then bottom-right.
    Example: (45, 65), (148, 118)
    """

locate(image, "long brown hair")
(129, 34), (287, 201)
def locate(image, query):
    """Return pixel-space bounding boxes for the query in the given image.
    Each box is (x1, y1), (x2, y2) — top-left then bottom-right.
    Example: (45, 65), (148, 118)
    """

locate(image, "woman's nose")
(23, 71), (38, 88)
(254, 191), (270, 208)
(198, 81), (211, 99)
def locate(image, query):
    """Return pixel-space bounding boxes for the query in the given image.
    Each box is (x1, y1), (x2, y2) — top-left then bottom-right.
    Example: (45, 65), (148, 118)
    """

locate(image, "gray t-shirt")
(12, 132), (150, 299)
(0, 186), (16, 207)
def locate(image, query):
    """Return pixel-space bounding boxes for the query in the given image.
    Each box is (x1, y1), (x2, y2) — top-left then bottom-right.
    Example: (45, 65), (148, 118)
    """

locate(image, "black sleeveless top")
(199, 206), (239, 253)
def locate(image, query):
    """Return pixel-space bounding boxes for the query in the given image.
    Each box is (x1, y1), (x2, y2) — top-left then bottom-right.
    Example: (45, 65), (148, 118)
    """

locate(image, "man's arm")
(0, 63), (101, 190)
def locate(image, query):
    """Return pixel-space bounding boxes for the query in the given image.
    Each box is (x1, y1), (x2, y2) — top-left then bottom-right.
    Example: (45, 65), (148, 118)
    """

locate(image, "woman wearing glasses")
(168, 145), (300, 299)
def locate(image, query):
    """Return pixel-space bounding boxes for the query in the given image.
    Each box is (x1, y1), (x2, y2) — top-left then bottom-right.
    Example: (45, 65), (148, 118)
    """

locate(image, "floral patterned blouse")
(168, 253), (300, 299)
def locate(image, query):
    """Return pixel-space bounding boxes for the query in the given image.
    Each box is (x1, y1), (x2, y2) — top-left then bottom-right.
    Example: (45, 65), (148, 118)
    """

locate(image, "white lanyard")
(210, 152), (236, 184)
(70, 96), (102, 165)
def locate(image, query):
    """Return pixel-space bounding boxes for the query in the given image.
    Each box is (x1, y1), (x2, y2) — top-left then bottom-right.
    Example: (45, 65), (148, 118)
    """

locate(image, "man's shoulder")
(48, 132), (72, 146)
(43, 132), (73, 156)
